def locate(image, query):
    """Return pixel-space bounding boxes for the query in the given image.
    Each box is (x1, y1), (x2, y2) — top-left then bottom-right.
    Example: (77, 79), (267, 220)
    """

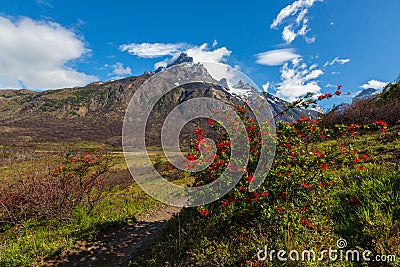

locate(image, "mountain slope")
(322, 81), (400, 127)
(353, 88), (381, 102)
(0, 60), (320, 147)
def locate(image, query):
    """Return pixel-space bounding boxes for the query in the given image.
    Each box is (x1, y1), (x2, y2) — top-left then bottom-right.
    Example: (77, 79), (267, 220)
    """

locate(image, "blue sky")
(1, 0), (399, 109)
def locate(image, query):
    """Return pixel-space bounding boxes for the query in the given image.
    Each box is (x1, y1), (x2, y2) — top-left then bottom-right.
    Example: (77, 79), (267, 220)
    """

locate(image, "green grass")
(0, 187), (158, 267)
(0, 148), (181, 267)
(0, 181), (160, 267)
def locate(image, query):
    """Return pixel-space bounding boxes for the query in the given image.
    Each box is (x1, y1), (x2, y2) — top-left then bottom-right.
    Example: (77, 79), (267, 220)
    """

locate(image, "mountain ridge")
(0, 59), (320, 147)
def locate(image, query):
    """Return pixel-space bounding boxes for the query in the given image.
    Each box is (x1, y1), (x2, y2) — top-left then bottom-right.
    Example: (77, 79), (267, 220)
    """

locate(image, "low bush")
(0, 147), (116, 223)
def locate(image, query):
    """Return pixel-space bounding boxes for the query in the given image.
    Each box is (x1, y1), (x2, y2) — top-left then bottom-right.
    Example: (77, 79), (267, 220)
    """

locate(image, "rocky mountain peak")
(353, 88), (380, 102)
(155, 53), (194, 73)
(170, 53), (193, 66)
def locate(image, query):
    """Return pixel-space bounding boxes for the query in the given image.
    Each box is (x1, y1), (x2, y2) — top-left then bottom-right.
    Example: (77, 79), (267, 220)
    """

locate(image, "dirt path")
(42, 205), (181, 267)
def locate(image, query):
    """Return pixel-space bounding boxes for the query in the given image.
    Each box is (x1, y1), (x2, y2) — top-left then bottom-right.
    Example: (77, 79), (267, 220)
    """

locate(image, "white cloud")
(212, 39), (218, 47)
(154, 60), (168, 70)
(296, 9), (308, 24)
(305, 36), (316, 44)
(107, 62), (132, 79)
(121, 42), (231, 70)
(0, 16), (97, 89)
(276, 58), (324, 101)
(119, 42), (188, 58)
(360, 80), (387, 90)
(282, 25), (297, 44)
(270, 0), (322, 44)
(271, 0), (320, 28)
(325, 83), (336, 88)
(186, 43), (231, 63)
(324, 57), (350, 66)
(255, 48), (301, 66)
(36, 0), (53, 7)
(262, 82), (271, 92)
(152, 53), (183, 70)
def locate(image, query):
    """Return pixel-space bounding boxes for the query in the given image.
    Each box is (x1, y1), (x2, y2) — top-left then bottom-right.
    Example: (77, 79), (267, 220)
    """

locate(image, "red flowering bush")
(0, 147), (114, 223)
(187, 88), (385, 233)
(373, 120), (389, 132)
(133, 85), (397, 266)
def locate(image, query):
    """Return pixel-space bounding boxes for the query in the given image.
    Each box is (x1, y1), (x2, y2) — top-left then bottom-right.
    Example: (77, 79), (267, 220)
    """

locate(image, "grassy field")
(0, 145), (181, 267)
(0, 126), (399, 266)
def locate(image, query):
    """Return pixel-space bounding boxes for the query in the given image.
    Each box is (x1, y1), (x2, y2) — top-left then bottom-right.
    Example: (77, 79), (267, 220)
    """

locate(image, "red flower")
(301, 182), (309, 188)
(200, 208), (209, 216)
(277, 205), (284, 212)
(361, 154), (369, 160)
(314, 150), (325, 157)
(53, 166), (61, 175)
(252, 192), (260, 201)
(335, 90), (342, 95)
(337, 84), (343, 90)
(248, 174), (254, 183)
(300, 218), (312, 227)
(320, 164), (329, 171)
(347, 124), (361, 132)
(359, 166), (365, 171)
(301, 182), (313, 190)
(354, 157), (361, 163)
(246, 125), (255, 132)
(239, 186), (248, 192)
(187, 154), (196, 161)
(221, 198), (234, 207)
(374, 120), (388, 127)
(194, 127), (205, 137)
(261, 191), (268, 197)
(227, 163), (235, 171)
